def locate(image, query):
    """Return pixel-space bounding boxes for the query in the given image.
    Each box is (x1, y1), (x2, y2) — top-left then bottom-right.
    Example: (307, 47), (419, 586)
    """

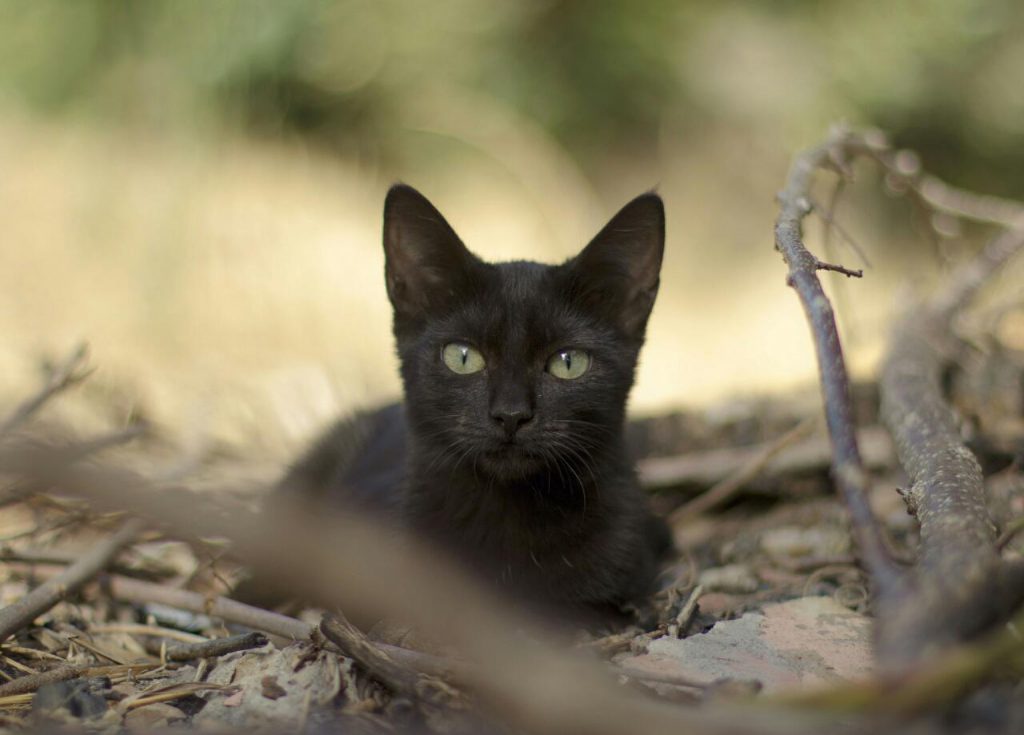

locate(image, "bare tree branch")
(773, 126), (904, 599)
(862, 137), (1024, 229)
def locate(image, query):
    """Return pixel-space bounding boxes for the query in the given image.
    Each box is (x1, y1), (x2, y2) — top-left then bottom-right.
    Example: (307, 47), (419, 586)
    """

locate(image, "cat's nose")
(491, 408), (533, 439)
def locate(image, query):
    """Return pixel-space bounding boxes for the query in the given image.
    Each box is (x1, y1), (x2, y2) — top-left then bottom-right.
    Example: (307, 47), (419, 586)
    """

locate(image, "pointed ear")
(567, 192), (665, 338)
(382, 184), (480, 321)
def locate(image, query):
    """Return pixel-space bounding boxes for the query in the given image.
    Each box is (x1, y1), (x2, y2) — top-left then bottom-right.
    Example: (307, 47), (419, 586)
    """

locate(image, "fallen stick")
(669, 419), (816, 524)
(320, 613), (425, 698)
(0, 548), (174, 581)
(106, 573), (705, 691)
(103, 573), (461, 680)
(0, 664), (80, 698)
(0, 517), (145, 642)
(160, 631), (268, 662)
(0, 662), (160, 698)
(639, 426), (892, 491)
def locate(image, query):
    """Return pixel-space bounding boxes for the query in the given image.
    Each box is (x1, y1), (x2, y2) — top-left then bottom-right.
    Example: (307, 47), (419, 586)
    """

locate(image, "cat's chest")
(403, 475), (598, 561)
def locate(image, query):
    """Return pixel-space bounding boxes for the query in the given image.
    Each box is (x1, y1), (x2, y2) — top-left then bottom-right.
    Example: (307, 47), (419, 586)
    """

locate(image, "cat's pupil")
(460, 348), (468, 365)
(562, 352), (571, 369)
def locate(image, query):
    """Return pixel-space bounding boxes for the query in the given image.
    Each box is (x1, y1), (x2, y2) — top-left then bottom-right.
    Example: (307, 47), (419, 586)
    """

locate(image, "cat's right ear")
(382, 184), (479, 320)
(567, 192), (665, 339)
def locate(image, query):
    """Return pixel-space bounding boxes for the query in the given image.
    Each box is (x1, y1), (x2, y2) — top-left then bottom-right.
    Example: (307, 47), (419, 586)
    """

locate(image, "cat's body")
(273, 185), (672, 620)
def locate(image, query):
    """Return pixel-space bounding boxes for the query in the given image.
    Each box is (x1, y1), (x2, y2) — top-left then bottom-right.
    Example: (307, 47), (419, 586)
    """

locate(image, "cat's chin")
(477, 445), (545, 480)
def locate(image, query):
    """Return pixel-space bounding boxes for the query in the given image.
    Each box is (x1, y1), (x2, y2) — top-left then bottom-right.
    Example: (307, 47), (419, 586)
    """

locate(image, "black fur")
(278, 185), (672, 619)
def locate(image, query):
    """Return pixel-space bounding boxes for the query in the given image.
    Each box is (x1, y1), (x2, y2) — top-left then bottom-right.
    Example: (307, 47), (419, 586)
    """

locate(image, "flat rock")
(194, 643), (346, 731)
(617, 596), (873, 693)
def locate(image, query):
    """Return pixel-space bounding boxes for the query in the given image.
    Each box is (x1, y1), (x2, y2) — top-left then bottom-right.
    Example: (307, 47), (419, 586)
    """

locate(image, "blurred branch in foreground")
(0, 441), (818, 735)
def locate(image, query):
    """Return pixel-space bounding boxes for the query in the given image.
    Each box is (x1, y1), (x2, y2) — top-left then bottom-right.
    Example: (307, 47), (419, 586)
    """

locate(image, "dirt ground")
(0, 306), (1021, 733)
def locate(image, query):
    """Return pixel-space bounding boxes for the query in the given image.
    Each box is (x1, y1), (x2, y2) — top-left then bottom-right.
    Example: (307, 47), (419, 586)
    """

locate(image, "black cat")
(273, 184), (672, 620)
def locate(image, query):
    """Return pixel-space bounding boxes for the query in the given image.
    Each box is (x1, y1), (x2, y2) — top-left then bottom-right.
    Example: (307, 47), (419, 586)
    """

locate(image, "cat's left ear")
(568, 192), (665, 338)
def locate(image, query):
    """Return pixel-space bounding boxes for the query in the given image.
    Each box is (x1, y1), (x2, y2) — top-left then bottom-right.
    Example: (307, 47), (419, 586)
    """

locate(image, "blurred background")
(2, 0), (1024, 459)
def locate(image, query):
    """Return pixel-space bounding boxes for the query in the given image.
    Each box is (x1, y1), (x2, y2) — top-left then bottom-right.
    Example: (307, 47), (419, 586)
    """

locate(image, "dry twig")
(773, 126), (903, 598)
(0, 517), (145, 642)
(320, 614), (426, 698)
(0, 664), (81, 698)
(669, 419), (816, 524)
(639, 426), (892, 491)
(160, 631), (268, 662)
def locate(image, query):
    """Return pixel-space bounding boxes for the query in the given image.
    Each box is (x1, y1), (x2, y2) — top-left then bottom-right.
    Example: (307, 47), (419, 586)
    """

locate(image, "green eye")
(442, 343), (486, 374)
(546, 349), (590, 380)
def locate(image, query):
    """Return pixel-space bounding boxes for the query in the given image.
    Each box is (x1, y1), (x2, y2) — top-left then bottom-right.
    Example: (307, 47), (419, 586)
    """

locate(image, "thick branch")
(776, 126), (1024, 670)
(878, 227), (1024, 664)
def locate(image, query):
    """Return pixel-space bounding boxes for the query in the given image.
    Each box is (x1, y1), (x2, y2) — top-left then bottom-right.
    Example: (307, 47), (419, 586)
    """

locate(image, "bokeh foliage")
(2, 0), (1024, 191)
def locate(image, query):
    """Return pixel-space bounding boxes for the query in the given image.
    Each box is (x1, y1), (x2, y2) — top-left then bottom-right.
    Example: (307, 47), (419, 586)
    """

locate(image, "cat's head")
(383, 184), (664, 483)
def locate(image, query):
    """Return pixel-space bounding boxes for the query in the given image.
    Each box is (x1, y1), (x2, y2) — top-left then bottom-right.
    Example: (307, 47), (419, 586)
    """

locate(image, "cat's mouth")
(478, 442), (544, 478)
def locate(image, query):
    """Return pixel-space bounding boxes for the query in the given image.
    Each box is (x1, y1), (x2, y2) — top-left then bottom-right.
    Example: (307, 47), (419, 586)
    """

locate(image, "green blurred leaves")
(2, 0), (1024, 190)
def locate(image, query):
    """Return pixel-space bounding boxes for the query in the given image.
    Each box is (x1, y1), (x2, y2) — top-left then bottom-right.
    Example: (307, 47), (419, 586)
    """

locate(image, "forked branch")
(774, 125), (1024, 668)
